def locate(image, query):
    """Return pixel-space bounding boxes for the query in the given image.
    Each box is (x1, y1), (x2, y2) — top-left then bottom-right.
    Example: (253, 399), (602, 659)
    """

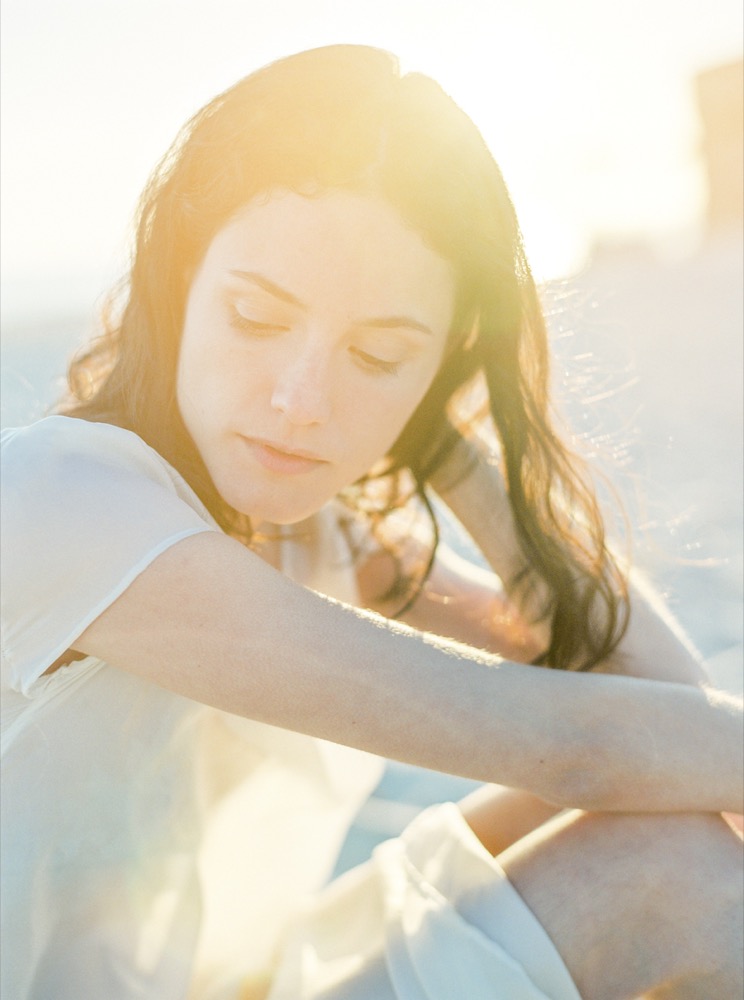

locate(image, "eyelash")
(230, 311), (288, 336)
(230, 309), (402, 376)
(348, 347), (402, 377)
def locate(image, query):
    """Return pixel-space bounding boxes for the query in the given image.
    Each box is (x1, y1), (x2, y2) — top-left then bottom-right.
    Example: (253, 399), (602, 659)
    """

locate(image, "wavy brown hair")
(59, 44), (628, 670)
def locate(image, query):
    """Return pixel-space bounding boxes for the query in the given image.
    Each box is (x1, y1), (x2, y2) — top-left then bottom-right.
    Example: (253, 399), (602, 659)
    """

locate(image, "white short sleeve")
(1, 416), (220, 694)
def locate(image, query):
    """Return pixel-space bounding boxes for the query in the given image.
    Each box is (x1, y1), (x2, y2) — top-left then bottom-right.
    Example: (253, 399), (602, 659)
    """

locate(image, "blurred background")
(2, 0), (742, 863)
(2, 0), (742, 301)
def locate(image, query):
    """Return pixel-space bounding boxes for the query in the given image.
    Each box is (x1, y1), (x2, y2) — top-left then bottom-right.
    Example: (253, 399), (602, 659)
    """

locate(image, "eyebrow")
(355, 316), (433, 337)
(228, 269), (434, 337)
(229, 270), (305, 308)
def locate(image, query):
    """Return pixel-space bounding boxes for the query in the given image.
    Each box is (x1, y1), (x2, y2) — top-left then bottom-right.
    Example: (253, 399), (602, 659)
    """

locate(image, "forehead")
(200, 189), (455, 328)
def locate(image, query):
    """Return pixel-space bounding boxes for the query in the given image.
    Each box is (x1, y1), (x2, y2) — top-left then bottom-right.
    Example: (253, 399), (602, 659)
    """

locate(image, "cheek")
(178, 328), (243, 408)
(176, 340), (205, 415)
(353, 376), (437, 457)
(177, 339), (226, 431)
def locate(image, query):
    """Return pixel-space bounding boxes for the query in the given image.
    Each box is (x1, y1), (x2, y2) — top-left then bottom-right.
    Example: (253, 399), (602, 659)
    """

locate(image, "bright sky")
(1, 0), (742, 321)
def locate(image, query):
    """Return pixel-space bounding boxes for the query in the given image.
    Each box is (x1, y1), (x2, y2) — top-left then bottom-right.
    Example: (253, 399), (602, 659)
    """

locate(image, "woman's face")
(177, 189), (454, 524)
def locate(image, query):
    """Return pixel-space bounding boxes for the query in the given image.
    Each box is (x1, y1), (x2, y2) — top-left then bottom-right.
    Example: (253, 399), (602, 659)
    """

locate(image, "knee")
(502, 809), (742, 953)
(579, 810), (741, 898)
(575, 809), (743, 969)
(630, 811), (740, 879)
(501, 810), (742, 999)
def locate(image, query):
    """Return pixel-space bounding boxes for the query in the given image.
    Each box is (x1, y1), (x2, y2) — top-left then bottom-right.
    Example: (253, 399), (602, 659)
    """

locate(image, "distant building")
(695, 58), (744, 233)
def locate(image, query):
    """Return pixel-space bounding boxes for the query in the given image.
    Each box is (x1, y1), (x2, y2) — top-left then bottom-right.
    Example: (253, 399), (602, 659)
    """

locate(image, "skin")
(70, 189), (742, 997)
(177, 189), (453, 526)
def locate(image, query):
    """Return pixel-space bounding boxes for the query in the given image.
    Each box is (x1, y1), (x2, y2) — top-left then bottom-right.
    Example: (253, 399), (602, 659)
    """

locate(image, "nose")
(270, 349), (333, 427)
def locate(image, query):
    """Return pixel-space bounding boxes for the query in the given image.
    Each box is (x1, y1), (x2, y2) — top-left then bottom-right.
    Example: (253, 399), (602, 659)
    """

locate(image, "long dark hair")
(59, 44), (628, 670)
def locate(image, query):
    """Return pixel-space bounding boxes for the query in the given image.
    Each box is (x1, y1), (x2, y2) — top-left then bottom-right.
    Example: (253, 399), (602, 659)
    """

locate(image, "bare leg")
(468, 810), (744, 1000)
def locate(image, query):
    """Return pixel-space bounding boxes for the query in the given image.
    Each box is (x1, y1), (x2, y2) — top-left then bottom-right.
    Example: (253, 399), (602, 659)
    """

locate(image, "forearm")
(430, 438), (553, 644)
(592, 569), (708, 686)
(78, 534), (744, 815)
(429, 442), (744, 823)
(286, 566), (741, 816)
(431, 437), (710, 687)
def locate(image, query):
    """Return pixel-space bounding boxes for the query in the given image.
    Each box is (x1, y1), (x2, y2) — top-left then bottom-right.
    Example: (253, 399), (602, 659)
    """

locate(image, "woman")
(2, 45), (741, 1000)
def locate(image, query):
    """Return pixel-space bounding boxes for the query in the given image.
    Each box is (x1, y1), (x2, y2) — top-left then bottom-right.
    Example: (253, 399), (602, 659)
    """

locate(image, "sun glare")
(1, 0), (741, 316)
(393, 0), (740, 281)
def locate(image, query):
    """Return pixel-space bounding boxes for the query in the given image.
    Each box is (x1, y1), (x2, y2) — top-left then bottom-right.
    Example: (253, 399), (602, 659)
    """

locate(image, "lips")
(241, 436), (329, 475)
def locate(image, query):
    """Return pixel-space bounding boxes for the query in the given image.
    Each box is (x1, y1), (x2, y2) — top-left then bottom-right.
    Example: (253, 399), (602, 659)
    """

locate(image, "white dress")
(1, 416), (581, 1000)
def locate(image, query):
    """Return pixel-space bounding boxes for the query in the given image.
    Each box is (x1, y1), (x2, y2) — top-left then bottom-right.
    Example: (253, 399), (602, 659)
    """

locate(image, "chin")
(222, 488), (324, 526)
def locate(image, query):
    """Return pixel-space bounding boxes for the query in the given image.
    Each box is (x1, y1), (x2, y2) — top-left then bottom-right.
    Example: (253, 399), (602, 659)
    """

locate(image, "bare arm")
(381, 519), (714, 845)
(429, 434), (708, 687)
(358, 539), (546, 663)
(358, 536), (567, 843)
(72, 530), (742, 814)
(420, 437), (732, 842)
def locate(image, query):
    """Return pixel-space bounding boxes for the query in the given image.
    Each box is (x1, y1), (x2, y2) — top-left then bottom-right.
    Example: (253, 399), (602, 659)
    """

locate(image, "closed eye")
(230, 310), (289, 336)
(349, 346), (402, 376)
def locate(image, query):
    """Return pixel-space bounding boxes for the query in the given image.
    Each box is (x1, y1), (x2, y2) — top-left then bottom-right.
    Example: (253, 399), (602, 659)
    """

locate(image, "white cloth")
(1, 416), (582, 1000)
(269, 803), (582, 1000)
(1, 417), (382, 999)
